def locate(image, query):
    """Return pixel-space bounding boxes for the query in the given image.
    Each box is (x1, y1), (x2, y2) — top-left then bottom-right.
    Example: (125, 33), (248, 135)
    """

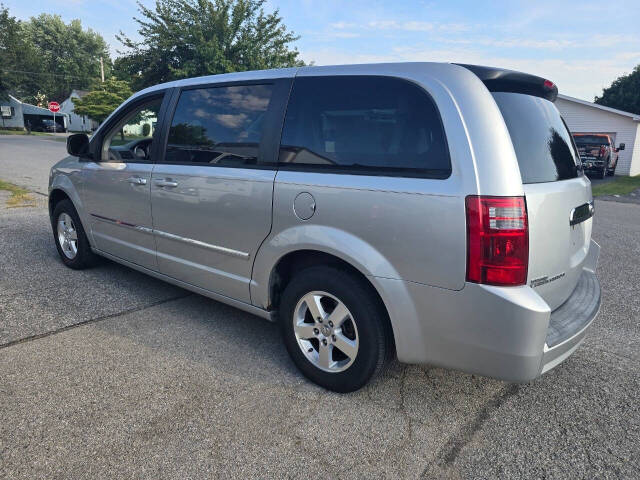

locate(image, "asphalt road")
(1, 136), (639, 478)
(0, 134), (68, 194)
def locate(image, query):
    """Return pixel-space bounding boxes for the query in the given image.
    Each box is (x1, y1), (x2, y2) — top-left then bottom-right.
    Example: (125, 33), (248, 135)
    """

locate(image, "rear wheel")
(279, 266), (389, 392)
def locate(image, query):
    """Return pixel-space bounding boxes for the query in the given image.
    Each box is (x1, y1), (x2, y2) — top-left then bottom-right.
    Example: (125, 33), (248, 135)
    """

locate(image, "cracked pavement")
(1, 136), (639, 478)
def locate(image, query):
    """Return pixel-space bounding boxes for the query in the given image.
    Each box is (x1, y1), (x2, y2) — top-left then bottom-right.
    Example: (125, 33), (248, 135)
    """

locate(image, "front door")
(82, 93), (166, 270)
(150, 81), (289, 303)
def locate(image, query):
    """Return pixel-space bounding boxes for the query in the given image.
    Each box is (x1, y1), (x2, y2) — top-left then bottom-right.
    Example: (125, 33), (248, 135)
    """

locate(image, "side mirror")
(618, 143), (625, 151)
(67, 133), (92, 159)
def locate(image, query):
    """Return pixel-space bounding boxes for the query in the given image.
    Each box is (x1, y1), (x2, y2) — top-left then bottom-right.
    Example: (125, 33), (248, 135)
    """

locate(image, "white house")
(556, 94), (640, 176)
(59, 90), (99, 132)
(0, 94), (23, 129)
(123, 116), (158, 136)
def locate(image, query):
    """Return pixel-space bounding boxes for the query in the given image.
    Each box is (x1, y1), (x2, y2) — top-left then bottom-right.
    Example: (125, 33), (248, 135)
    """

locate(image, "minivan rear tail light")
(465, 196), (528, 286)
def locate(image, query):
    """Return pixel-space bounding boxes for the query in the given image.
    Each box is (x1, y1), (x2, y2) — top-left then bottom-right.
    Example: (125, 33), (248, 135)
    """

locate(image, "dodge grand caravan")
(51, 63), (600, 392)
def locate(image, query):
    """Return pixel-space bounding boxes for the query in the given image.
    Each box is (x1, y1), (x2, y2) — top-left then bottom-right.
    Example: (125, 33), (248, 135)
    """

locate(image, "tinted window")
(279, 76), (450, 177)
(493, 92), (580, 184)
(166, 84), (273, 166)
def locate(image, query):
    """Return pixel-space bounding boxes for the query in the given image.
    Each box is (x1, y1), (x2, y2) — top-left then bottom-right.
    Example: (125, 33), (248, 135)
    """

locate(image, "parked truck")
(572, 133), (624, 178)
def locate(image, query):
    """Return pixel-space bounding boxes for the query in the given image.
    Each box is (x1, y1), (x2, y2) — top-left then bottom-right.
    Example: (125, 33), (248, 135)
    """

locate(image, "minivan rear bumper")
(540, 241), (600, 374)
(378, 240), (600, 381)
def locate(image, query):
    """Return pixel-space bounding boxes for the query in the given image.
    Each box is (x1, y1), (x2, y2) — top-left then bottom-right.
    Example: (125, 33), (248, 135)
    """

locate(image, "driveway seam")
(0, 293), (191, 350)
(419, 383), (520, 478)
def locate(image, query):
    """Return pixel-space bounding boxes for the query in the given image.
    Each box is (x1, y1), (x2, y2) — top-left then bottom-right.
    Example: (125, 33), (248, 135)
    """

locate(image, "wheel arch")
(48, 175), (93, 246)
(263, 248), (397, 358)
(48, 188), (71, 217)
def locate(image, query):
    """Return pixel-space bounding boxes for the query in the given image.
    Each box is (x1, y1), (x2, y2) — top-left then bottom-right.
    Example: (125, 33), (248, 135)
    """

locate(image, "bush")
(142, 123), (151, 136)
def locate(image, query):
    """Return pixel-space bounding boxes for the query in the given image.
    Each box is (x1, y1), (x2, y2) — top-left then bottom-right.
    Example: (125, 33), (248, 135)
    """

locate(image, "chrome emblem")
(530, 272), (565, 288)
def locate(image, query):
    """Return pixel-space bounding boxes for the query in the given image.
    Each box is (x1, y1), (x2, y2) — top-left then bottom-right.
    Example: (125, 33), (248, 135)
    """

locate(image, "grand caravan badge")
(530, 272), (566, 288)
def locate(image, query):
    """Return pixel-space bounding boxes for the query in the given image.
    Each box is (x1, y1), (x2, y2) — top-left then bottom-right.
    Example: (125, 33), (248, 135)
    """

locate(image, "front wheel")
(279, 266), (389, 392)
(51, 199), (98, 269)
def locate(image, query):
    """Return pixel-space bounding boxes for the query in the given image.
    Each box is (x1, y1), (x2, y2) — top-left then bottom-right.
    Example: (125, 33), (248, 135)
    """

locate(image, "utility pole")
(100, 57), (105, 83)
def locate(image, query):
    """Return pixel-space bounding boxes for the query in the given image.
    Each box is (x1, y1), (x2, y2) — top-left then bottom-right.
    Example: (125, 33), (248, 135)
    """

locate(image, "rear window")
(493, 92), (580, 184)
(573, 135), (610, 145)
(279, 76), (451, 178)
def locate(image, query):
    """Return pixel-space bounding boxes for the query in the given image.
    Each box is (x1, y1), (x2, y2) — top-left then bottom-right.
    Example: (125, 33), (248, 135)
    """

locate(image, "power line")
(0, 68), (87, 79)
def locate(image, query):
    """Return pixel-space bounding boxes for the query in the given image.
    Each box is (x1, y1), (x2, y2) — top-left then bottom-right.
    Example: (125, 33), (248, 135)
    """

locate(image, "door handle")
(155, 178), (179, 188)
(127, 176), (147, 185)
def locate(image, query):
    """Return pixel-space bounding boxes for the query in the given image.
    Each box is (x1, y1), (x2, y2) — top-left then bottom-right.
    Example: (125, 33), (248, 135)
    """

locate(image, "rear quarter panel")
(255, 171), (466, 292)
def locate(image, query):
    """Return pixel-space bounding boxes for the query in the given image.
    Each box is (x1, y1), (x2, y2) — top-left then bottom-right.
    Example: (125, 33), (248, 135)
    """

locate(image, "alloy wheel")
(293, 291), (359, 373)
(57, 212), (78, 259)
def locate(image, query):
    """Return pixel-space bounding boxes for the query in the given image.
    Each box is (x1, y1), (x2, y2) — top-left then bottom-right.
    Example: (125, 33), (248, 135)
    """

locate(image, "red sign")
(48, 101), (60, 113)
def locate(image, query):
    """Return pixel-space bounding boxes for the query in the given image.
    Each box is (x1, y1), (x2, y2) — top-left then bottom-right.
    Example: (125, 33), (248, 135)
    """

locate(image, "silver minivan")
(51, 63), (600, 392)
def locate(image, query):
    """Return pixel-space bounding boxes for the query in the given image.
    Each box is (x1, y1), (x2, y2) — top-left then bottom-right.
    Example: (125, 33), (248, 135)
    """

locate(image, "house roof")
(9, 94), (68, 116)
(557, 94), (640, 121)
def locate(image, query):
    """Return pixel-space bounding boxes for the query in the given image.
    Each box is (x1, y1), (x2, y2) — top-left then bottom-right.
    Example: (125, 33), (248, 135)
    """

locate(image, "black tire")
(51, 199), (98, 269)
(607, 161), (616, 176)
(279, 266), (389, 393)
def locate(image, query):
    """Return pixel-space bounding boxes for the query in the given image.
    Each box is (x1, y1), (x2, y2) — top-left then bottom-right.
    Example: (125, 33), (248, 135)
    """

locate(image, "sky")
(5, 0), (640, 100)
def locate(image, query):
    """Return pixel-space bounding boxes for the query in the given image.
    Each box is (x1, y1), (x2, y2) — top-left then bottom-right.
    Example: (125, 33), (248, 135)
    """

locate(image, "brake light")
(599, 146), (606, 157)
(543, 79), (555, 90)
(465, 196), (528, 286)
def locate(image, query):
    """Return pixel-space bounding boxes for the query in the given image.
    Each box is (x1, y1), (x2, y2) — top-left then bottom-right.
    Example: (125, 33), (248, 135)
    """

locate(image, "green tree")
(72, 78), (132, 123)
(0, 5), (41, 100)
(168, 123), (213, 146)
(24, 14), (112, 101)
(0, 5), (111, 102)
(595, 65), (640, 115)
(115, 0), (305, 90)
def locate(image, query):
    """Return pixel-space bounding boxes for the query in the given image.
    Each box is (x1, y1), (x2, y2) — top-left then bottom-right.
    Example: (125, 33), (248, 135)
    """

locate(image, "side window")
(279, 76), (451, 177)
(101, 97), (162, 162)
(165, 84), (274, 166)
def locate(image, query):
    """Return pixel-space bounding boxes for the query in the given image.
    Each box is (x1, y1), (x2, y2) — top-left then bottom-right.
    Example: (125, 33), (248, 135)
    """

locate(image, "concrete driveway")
(1, 135), (639, 479)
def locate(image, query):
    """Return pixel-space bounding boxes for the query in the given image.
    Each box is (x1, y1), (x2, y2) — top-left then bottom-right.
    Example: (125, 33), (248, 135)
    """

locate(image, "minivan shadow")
(92, 278), (509, 408)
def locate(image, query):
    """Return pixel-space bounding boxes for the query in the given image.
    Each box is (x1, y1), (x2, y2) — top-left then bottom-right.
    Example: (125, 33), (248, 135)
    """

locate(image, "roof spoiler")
(455, 64), (558, 102)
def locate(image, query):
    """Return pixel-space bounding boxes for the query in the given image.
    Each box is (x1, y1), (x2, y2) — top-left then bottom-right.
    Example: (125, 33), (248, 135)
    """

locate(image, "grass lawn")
(0, 180), (35, 207)
(0, 129), (53, 136)
(592, 175), (640, 196)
